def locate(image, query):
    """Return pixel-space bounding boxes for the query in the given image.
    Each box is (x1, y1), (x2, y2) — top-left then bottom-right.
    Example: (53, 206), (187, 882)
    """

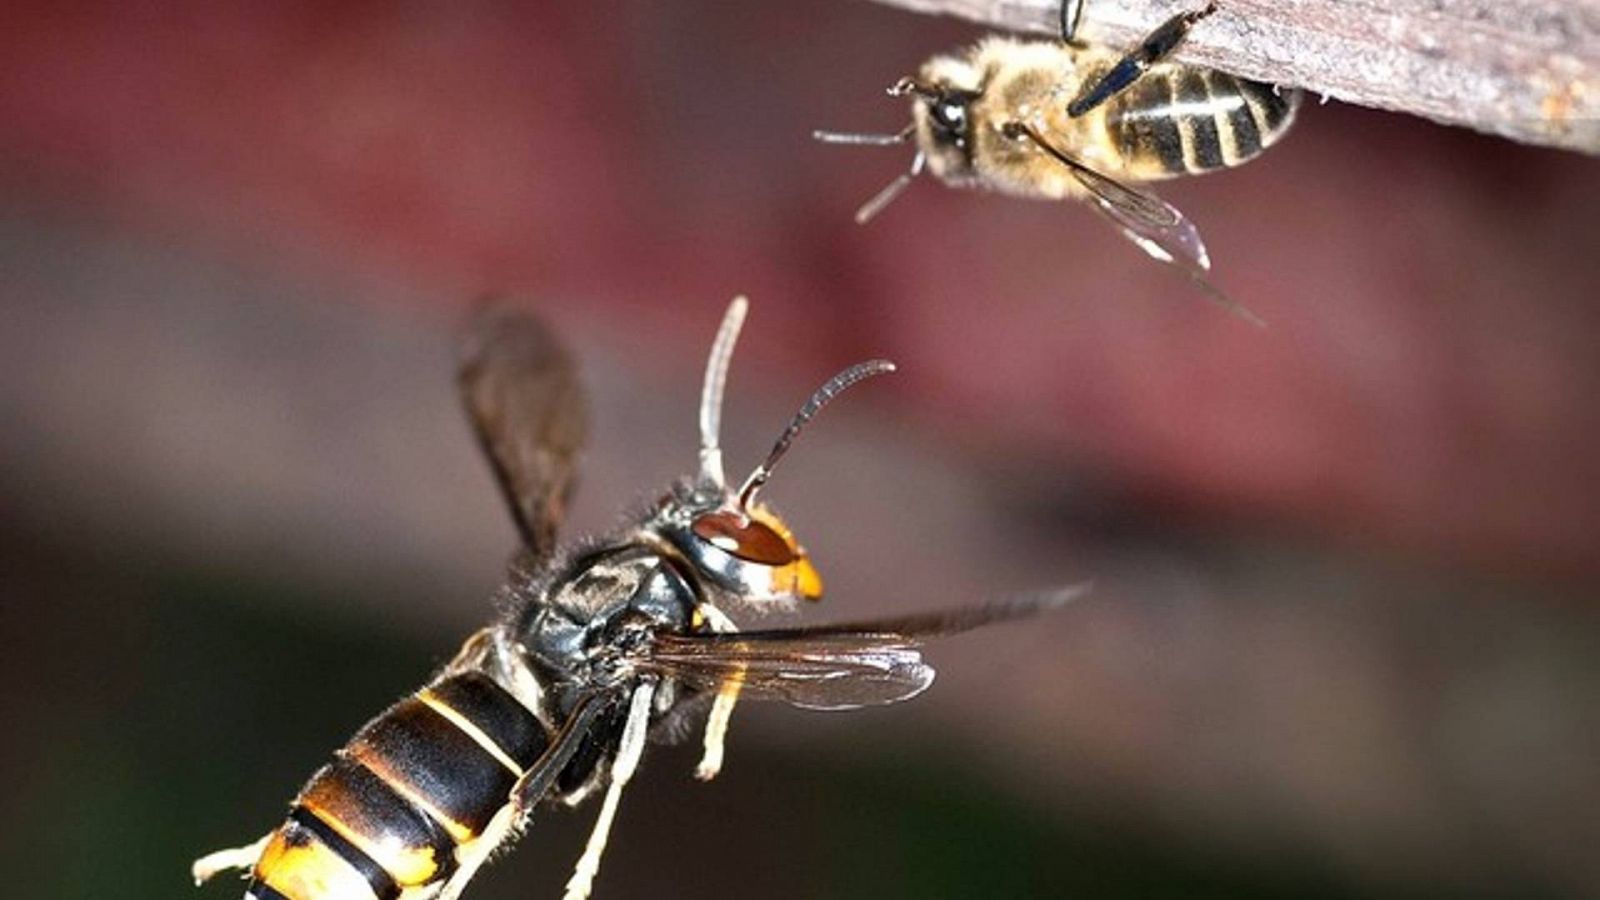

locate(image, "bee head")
(812, 54), (986, 224)
(667, 297), (893, 606)
(897, 53), (985, 181)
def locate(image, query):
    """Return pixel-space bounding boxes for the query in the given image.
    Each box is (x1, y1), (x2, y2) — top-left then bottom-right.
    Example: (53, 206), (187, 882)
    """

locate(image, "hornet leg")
(693, 603), (742, 781)
(436, 805), (519, 900)
(436, 694), (615, 900)
(191, 833), (272, 885)
(562, 681), (657, 900)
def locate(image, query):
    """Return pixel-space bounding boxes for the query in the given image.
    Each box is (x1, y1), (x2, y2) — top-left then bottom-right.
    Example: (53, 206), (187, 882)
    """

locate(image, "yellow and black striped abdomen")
(1104, 67), (1300, 180)
(247, 672), (550, 900)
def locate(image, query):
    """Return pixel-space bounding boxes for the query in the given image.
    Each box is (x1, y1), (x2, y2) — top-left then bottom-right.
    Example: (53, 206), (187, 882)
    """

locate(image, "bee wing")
(1009, 123), (1211, 272)
(639, 587), (1086, 711)
(1076, 167), (1211, 273)
(458, 305), (589, 563)
(1009, 123), (1261, 325)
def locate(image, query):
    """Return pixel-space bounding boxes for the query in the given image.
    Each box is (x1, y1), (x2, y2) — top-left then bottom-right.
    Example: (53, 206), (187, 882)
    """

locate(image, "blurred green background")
(11, 544), (1497, 900)
(1, 559), (1373, 900)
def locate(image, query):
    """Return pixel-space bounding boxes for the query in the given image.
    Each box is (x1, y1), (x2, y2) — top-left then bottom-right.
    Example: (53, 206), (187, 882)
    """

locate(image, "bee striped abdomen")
(1106, 66), (1300, 178)
(247, 672), (549, 900)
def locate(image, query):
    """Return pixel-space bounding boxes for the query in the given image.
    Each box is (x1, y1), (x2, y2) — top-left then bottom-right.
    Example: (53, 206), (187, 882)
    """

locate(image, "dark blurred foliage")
(1, 1), (1598, 899)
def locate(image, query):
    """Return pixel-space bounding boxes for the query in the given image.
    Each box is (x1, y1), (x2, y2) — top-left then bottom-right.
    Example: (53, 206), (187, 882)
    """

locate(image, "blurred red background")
(2, 2), (1597, 899)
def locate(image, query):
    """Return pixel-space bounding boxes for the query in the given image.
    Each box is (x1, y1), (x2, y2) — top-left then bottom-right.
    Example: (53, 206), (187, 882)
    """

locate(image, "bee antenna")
(854, 152), (926, 224)
(888, 77), (940, 102)
(811, 124), (915, 147)
(737, 359), (896, 509)
(699, 296), (749, 488)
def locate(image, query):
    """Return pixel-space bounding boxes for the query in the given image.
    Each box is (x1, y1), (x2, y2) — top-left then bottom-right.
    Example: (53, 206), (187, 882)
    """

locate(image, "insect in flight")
(191, 297), (1080, 900)
(815, 1), (1301, 324)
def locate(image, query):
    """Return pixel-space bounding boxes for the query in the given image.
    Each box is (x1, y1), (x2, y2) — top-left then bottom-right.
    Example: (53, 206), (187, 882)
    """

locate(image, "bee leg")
(1068, 2), (1218, 117)
(190, 833), (272, 885)
(693, 603), (742, 781)
(852, 151), (927, 225)
(1059, 0), (1086, 43)
(562, 681), (657, 900)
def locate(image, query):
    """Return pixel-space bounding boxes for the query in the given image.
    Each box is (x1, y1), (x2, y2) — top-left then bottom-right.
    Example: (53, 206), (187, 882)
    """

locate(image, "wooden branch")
(858, 0), (1600, 154)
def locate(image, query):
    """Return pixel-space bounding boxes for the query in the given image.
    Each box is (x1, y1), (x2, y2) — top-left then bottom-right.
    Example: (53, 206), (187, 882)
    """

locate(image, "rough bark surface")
(862, 0), (1600, 153)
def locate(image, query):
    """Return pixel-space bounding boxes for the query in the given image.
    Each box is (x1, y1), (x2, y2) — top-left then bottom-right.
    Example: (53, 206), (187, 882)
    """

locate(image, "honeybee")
(815, 2), (1301, 324)
(191, 298), (1079, 900)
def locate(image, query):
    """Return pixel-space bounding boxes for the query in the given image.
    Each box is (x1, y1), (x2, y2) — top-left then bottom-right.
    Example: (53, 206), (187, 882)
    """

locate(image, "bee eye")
(690, 511), (797, 565)
(932, 100), (967, 134)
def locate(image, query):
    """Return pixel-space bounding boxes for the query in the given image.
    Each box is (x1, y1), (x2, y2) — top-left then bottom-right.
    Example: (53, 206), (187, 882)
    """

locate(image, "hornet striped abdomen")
(1105, 68), (1299, 179)
(247, 672), (551, 900)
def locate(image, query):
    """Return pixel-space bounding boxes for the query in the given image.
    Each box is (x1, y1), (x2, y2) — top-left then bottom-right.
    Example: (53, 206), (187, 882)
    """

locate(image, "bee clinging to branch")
(816, 2), (1302, 324)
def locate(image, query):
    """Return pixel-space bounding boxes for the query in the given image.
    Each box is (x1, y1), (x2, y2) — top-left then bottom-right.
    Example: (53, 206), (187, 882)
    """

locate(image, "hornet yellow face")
(687, 503), (823, 603)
